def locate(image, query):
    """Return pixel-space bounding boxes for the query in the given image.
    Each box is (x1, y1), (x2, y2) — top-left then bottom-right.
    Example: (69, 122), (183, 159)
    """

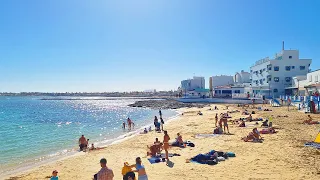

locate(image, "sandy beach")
(4, 104), (320, 180)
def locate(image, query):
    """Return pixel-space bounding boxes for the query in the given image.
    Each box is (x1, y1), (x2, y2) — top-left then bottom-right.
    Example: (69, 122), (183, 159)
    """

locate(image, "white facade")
(210, 75), (234, 88)
(250, 49), (312, 97)
(181, 76), (205, 91)
(234, 70), (251, 84)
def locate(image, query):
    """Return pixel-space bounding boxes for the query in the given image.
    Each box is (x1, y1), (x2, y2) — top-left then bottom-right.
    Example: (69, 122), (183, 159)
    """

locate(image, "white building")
(234, 70), (251, 84)
(209, 75), (234, 88)
(250, 44), (312, 98)
(181, 76), (205, 91)
(287, 69), (320, 96)
(213, 85), (252, 98)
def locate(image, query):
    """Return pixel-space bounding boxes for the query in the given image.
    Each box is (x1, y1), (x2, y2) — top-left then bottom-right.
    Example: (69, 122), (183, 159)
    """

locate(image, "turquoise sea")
(0, 96), (177, 175)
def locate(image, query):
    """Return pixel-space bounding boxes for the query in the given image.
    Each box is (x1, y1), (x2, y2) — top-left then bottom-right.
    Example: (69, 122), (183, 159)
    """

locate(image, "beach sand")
(4, 104), (320, 180)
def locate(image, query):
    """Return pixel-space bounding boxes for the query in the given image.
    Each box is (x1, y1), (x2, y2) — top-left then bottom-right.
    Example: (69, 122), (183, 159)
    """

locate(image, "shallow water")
(0, 96), (177, 173)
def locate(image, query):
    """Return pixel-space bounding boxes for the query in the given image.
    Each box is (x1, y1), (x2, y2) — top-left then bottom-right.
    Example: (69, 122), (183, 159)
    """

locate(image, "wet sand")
(4, 104), (320, 180)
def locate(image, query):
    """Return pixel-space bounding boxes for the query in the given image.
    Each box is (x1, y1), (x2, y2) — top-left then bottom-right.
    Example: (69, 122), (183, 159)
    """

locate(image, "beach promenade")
(5, 104), (320, 180)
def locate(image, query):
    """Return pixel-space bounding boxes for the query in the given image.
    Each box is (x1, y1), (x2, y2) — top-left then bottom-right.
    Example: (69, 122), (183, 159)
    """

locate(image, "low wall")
(177, 98), (263, 104)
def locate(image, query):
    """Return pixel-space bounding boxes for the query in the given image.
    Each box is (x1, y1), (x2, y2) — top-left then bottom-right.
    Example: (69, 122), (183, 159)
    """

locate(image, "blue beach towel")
(304, 142), (320, 149)
(226, 152), (236, 157)
(148, 157), (162, 164)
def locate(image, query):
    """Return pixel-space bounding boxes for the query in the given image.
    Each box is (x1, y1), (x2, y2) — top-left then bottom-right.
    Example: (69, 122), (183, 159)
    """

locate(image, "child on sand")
(50, 170), (59, 180)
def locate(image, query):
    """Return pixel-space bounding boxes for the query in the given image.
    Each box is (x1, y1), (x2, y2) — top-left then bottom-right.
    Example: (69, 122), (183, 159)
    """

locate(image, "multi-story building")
(250, 44), (312, 98)
(234, 70), (251, 84)
(209, 75), (234, 88)
(286, 69), (320, 96)
(181, 76), (205, 91)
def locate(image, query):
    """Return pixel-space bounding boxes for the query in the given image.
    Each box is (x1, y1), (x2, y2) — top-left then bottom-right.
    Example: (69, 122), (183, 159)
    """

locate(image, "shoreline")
(4, 104), (320, 180)
(1, 110), (181, 179)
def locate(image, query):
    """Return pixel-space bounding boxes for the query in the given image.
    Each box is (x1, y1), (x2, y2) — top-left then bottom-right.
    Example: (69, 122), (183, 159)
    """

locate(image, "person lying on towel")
(242, 128), (263, 142)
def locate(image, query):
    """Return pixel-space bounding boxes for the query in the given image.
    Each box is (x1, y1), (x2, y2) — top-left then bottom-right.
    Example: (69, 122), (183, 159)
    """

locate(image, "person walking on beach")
(154, 116), (158, 130)
(122, 121), (126, 130)
(95, 158), (114, 180)
(160, 117), (164, 131)
(159, 109), (162, 118)
(79, 135), (87, 151)
(163, 131), (170, 161)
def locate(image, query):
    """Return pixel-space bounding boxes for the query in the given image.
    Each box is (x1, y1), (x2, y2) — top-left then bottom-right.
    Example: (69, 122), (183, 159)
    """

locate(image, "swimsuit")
(136, 164), (148, 180)
(138, 175), (148, 180)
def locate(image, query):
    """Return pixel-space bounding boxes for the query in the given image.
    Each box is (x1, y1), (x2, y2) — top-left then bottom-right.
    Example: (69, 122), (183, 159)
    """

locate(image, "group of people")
(93, 157), (148, 180)
(213, 113), (230, 134)
(123, 118), (135, 130)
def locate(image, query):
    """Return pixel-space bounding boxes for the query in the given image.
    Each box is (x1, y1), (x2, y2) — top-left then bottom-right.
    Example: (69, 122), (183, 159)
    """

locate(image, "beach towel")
(304, 142), (320, 149)
(148, 157), (162, 164)
(195, 134), (220, 138)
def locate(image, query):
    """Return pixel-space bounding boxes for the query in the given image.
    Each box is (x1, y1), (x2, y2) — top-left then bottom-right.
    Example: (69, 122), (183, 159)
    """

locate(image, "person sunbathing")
(261, 120), (269, 127)
(260, 127), (276, 134)
(303, 115), (320, 124)
(239, 120), (245, 127)
(242, 128), (263, 142)
(147, 144), (158, 157)
(154, 138), (162, 154)
(197, 111), (203, 115)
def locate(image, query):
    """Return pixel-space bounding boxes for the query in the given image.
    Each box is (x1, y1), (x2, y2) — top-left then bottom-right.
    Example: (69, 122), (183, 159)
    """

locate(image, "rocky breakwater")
(128, 99), (206, 109)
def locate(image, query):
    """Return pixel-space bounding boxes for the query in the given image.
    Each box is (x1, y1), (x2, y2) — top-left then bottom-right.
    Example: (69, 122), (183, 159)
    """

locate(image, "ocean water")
(0, 96), (177, 174)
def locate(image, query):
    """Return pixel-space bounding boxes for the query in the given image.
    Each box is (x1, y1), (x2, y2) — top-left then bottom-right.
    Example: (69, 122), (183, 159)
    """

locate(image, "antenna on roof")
(282, 41), (285, 50)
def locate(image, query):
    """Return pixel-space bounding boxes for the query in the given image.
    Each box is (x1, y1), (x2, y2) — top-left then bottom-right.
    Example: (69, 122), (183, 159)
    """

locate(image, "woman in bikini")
(163, 131), (170, 161)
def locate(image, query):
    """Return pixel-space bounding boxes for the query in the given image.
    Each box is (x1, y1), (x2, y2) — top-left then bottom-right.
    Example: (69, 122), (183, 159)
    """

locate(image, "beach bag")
(188, 143), (195, 147)
(226, 152), (236, 157)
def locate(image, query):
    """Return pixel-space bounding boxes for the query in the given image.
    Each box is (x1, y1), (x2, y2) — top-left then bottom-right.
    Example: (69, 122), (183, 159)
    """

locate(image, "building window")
(289, 56), (292, 59)
(274, 77), (279, 82)
(234, 90), (240, 93)
(274, 66), (279, 71)
(256, 80), (259, 85)
(267, 65), (272, 71)
(273, 89), (278, 93)
(285, 66), (291, 71)
(292, 66), (295, 69)
(267, 75), (272, 82)
(222, 90), (232, 94)
(300, 66), (306, 70)
(309, 75), (312, 82)
(259, 70), (263, 74)
(315, 75), (318, 82)
(285, 77), (291, 82)
(263, 78), (265, 81)
(260, 79), (263, 84)
(263, 68), (266, 71)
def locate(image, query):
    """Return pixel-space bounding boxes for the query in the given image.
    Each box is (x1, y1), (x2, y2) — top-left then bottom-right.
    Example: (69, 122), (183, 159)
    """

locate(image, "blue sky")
(0, 0), (319, 92)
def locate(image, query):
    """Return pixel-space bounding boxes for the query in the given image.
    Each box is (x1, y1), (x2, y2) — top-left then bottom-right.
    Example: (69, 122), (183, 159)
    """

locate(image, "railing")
(232, 93), (263, 99)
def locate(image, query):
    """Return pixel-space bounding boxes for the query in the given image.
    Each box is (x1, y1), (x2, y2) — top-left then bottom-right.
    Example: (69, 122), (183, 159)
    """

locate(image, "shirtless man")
(78, 135), (87, 151)
(163, 131), (170, 161)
